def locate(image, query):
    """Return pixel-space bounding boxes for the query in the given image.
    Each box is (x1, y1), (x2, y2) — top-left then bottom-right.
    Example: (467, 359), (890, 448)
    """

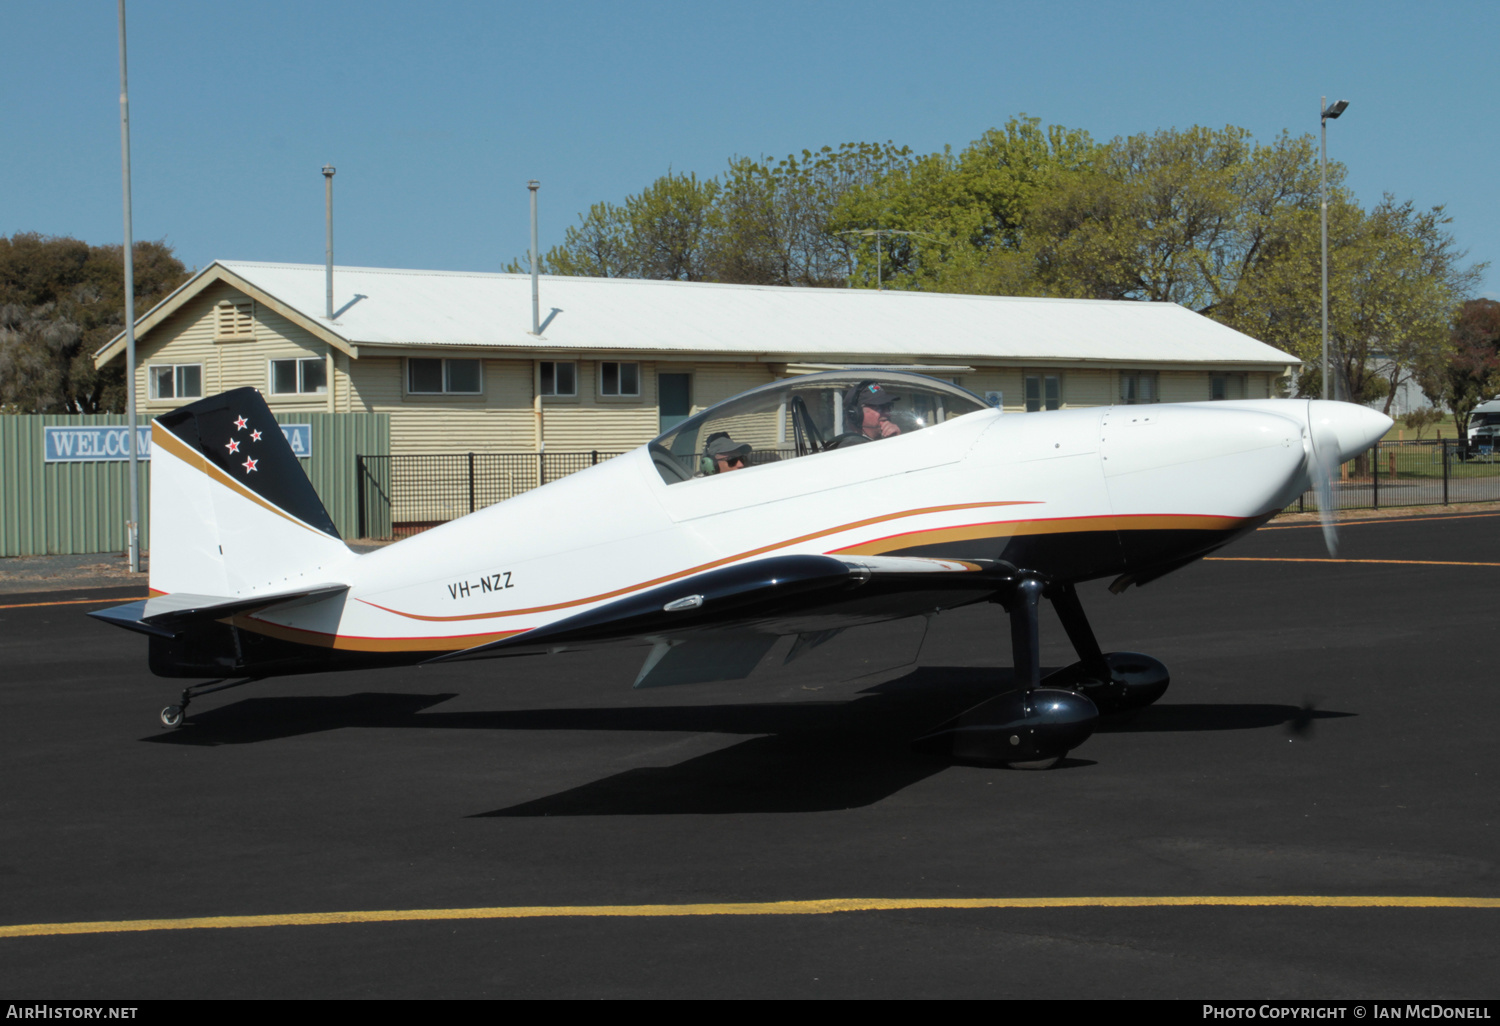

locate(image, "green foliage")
(527, 116), (1483, 404)
(1402, 406), (1445, 439)
(827, 116), (1099, 292)
(510, 170), (724, 281)
(0, 233), (189, 413)
(1228, 197), (1480, 406)
(512, 145), (913, 286)
(715, 142), (914, 287)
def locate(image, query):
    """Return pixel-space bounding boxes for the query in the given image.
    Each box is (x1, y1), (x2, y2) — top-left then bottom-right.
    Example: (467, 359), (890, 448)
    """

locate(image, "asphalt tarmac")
(2, 511), (1497, 999)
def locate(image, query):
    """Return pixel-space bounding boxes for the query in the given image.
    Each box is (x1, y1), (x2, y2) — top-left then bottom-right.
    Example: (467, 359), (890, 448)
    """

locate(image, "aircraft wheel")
(159, 705), (183, 729)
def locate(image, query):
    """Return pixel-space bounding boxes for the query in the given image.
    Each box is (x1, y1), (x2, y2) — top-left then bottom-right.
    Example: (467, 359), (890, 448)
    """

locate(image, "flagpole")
(118, 0), (140, 573)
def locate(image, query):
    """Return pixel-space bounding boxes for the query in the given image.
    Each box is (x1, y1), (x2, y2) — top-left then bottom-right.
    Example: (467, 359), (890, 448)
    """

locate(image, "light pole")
(836, 228), (933, 290)
(1320, 96), (1349, 401)
(118, 0), (140, 573)
(323, 165), (335, 318)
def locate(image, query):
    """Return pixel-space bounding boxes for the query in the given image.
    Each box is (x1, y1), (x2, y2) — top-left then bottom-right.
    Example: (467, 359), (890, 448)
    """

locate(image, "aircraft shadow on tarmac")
(140, 666), (1353, 816)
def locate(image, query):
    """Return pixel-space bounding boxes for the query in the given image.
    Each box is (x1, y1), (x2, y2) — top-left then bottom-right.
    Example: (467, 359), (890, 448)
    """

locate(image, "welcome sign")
(44, 424), (312, 462)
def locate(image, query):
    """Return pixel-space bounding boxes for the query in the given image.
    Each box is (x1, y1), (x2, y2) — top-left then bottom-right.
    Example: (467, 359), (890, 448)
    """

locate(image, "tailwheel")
(156, 676), (264, 730)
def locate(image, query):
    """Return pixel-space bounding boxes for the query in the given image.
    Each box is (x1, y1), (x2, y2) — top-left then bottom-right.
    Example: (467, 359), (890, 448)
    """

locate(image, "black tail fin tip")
(156, 387), (340, 539)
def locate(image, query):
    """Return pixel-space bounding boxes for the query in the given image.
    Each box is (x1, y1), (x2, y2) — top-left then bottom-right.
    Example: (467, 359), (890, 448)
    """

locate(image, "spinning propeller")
(1306, 410), (1345, 557)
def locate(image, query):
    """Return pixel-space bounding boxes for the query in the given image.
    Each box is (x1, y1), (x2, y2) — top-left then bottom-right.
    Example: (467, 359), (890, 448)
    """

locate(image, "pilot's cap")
(848, 381), (900, 409)
(704, 432), (752, 459)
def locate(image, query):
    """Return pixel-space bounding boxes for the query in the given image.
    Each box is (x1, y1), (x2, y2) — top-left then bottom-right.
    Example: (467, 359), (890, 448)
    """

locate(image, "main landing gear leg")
(1044, 582), (1170, 715)
(159, 676), (263, 729)
(913, 575), (1098, 768)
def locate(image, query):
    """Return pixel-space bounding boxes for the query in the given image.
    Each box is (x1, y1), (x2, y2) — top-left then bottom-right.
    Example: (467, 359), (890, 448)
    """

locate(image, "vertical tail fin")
(149, 387), (353, 597)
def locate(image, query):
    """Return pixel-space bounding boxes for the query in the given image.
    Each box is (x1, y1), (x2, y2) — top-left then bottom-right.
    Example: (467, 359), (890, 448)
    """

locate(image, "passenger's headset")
(845, 382), (877, 430)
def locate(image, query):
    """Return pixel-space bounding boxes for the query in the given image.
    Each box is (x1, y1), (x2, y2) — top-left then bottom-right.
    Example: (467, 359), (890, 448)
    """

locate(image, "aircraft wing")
(89, 583), (349, 638)
(426, 552), (1004, 674)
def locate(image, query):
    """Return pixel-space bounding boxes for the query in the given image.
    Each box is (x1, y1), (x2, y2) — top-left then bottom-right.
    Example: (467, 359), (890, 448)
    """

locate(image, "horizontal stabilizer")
(89, 583), (348, 637)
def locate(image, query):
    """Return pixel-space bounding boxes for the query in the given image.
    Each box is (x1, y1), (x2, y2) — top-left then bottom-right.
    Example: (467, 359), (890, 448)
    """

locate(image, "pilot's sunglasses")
(723, 456), (746, 467)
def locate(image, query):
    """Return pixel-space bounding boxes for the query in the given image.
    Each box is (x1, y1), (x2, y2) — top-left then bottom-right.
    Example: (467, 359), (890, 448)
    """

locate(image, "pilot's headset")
(700, 431), (730, 475)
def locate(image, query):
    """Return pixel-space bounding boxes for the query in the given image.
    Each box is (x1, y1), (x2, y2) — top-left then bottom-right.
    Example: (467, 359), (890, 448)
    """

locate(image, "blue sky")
(5, 0), (1497, 297)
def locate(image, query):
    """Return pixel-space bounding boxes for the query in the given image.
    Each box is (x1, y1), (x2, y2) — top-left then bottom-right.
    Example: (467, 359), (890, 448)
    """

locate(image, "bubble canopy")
(649, 370), (992, 485)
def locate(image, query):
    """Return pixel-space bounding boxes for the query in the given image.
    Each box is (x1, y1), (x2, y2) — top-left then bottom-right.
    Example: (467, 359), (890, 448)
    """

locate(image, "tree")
(518, 171), (723, 281)
(1016, 126), (1325, 310)
(0, 233), (189, 413)
(523, 145), (912, 286)
(1402, 406), (1444, 439)
(714, 142), (913, 287)
(1425, 299), (1500, 442)
(1224, 197), (1481, 407)
(827, 116), (1097, 292)
(526, 118), (1483, 401)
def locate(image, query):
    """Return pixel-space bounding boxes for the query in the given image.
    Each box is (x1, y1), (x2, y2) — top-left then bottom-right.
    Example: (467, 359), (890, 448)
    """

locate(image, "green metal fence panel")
(0, 412), (388, 556)
(0, 414), (152, 558)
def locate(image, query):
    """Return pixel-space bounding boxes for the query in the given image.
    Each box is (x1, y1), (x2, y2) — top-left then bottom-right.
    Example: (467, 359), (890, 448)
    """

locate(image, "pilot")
(846, 381), (903, 440)
(700, 432), (753, 475)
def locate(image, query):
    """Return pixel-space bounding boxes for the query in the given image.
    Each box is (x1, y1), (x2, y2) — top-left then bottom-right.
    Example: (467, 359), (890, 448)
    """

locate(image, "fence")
(0, 412), (389, 556)
(357, 451), (625, 538)
(1287, 439), (1500, 513)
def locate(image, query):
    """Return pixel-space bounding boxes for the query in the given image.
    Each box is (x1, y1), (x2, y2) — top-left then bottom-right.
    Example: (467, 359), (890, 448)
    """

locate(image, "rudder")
(149, 388), (353, 597)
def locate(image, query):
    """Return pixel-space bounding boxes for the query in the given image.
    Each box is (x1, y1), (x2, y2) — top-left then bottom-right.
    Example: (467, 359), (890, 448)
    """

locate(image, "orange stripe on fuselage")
(358, 508), (1250, 626)
(832, 512), (1248, 556)
(356, 501), (1038, 624)
(225, 613), (528, 653)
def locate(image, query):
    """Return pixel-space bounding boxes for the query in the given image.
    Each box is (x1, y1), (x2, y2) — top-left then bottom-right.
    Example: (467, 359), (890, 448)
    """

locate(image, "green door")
(659, 373), (692, 434)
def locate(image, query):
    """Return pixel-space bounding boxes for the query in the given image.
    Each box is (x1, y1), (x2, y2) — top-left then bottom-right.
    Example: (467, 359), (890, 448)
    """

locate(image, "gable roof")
(93, 263), (357, 369)
(98, 259), (1298, 370)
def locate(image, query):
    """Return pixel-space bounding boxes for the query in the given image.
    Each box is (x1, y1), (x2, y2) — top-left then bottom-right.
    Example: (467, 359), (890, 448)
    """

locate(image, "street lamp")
(1321, 96), (1349, 401)
(836, 228), (934, 290)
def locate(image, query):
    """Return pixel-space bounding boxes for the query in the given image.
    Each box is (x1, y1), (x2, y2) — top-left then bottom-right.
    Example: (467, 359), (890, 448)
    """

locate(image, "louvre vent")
(215, 301), (253, 339)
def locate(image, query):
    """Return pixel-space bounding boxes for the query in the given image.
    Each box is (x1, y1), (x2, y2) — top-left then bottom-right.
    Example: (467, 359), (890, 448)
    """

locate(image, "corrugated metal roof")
(200, 261), (1296, 367)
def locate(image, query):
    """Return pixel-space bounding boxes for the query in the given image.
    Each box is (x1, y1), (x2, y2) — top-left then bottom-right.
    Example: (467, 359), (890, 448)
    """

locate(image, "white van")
(1467, 396), (1500, 454)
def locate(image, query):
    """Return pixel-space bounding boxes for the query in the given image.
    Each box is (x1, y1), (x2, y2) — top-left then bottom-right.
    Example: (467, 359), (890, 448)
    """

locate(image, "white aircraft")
(92, 371), (1389, 767)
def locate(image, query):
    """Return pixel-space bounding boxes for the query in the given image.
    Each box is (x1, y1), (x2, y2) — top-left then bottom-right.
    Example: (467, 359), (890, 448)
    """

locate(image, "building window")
(214, 301), (253, 340)
(539, 361), (577, 397)
(599, 361), (640, 397)
(407, 358), (482, 395)
(150, 364), (203, 401)
(1024, 374), (1060, 412)
(1120, 372), (1158, 405)
(1210, 374), (1245, 401)
(270, 357), (328, 395)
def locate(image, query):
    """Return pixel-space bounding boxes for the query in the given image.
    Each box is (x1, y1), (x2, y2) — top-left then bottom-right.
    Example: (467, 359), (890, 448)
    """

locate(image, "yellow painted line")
(4, 896), (1499, 938)
(0, 595), (149, 611)
(1206, 557), (1500, 567)
(1265, 512), (1500, 530)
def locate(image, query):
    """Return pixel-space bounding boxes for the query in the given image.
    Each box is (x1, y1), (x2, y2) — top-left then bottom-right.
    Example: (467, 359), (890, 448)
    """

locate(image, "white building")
(96, 261), (1300, 454)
